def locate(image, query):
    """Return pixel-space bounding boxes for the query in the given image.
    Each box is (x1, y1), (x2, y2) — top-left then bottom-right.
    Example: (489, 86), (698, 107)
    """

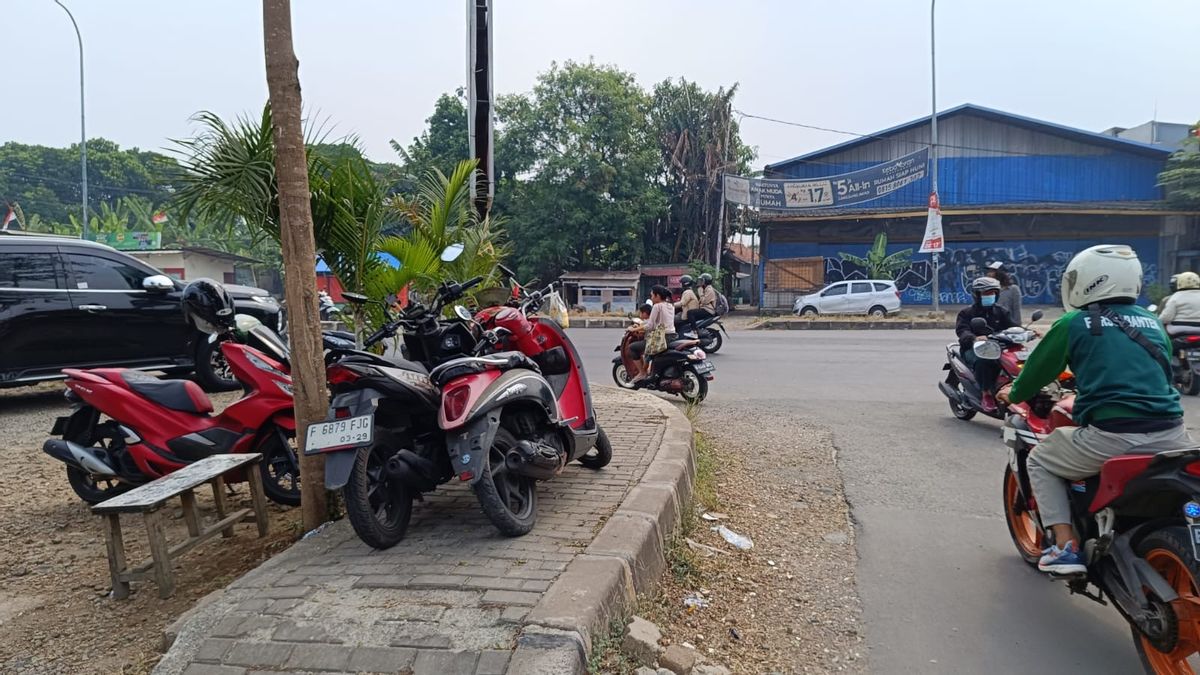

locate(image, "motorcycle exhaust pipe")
(506, 440), (564, 480)
(937, 381), (962, 403)
(384, 450), (440, 492)
(42, 439), (118, 476)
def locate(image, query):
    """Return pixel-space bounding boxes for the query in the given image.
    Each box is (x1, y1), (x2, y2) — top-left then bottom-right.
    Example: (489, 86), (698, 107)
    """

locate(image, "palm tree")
(838, 232), (913, 280)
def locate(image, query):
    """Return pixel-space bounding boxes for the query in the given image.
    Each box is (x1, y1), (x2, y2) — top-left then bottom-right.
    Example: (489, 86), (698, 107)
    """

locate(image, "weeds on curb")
(588, 614), (634, 674)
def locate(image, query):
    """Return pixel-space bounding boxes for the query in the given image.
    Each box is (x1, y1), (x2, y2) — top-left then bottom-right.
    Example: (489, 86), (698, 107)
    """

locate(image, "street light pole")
(929, 0), (940, 312)
(54, 0), (87, 239)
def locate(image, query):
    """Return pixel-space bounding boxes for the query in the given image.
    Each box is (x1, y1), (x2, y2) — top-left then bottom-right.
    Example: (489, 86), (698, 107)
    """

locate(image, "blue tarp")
(316, 253), (400, 273)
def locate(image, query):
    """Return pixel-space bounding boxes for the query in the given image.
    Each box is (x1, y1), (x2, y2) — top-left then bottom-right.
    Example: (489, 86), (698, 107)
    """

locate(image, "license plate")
(304, 414), (374, 454)
(693, 361), (715, 373)
(1190, 524), (1200, 562)
(1188, 351), (1200, 360)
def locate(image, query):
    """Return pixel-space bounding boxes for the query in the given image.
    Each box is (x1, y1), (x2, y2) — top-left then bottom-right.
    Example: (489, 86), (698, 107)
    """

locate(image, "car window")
(851, 282), (873, 294)
(66, 253), (149, 291)
(0, 253), (62, 289)
(822, 284), (848, 297)
(873, 282), (892, 292)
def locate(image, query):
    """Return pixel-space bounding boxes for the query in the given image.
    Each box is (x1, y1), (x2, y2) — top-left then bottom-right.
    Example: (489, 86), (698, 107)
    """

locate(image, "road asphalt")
(569, 327), (1200, 674)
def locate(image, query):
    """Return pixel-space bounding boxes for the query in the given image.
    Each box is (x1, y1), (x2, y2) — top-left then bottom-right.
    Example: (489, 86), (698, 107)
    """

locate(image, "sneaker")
(1038, 541), (1087, 575)
(982, 392), (998, 413)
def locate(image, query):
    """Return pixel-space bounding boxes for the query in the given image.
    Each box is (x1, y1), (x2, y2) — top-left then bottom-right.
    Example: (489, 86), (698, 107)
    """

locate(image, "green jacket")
(1008, 305), (1182, 426)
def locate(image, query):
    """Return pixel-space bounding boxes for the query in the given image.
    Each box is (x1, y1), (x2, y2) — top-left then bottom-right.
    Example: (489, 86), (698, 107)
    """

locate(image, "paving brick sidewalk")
(155, 388), (667, 675)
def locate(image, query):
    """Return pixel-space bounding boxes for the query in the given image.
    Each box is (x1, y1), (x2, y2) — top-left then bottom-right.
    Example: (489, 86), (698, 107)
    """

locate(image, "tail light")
(327, 364), (362, 386)
(1185, 462), (1200, 478)
(895, 290), (901, 299)
(443, 385), (471, 422)
(1187, 336), (1200, 344)
(334, 407), (351, 419)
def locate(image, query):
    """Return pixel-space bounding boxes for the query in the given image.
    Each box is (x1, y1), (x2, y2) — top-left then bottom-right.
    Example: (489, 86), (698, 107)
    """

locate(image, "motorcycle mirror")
(970, 317), (990, 333)
(454, 305), (473, 322)
(1148, 304), (1159, 313)
(441, 243), (465, 262)
(342, 292), (370, 305)
(498, 263), (516, 280)
(973, 339), (1003, 360)
(1030, 310), (1044, 322)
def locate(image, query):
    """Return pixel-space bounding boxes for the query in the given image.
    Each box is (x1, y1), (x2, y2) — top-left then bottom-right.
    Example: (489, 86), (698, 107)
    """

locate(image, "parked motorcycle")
(44, 337), (300, 506)
(677, 311), (728, 354)
(197, 313), (357, 391)
(1001, 380), (1200, 672)
(445, 277), (612, 535)
(938, 310), (1044, 421)
(611, 319), (714, 404)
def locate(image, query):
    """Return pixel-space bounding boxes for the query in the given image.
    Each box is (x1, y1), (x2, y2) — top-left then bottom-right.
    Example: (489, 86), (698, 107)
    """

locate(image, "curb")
(752, 319), (954, 330)
(509, 391), (694, 674)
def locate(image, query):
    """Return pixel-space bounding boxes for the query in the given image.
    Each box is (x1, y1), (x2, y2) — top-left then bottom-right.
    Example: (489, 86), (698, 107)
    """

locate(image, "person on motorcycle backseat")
(998, 244), (1188, 575)
(1158, 271), (1200, 336)
(956, 276), (1018, 412)
(674, 275), (699, 330)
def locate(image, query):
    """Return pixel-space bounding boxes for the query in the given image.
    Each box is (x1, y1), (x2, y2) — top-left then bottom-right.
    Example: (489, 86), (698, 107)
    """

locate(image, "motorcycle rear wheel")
(1132, 527), (1200, 673)
(343, 444), (413, 550)
(612, 363), (636, 389)
(1002, 466), (1043, 565)
(257, 425), (302, 506)
(578, 427), (612, 470)
(1178, 368), (1200, 397)
(680, 370), (708, 404)
(66, 467), (131, 505)
(701, 330), (723, 354)
(474, 428), (538, 537)
(949, 378), (977, 420)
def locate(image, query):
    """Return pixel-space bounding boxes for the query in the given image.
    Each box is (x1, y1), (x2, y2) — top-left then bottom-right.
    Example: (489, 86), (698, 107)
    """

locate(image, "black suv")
(0, 234), (280, 391)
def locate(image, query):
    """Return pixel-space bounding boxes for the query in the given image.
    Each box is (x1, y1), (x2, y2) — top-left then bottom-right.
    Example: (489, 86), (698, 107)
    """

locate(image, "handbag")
(645, 324), (668, 356)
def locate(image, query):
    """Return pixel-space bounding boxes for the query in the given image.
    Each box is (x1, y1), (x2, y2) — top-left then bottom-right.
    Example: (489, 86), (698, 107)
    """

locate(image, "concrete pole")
(54, 0), (87, 239)
(929, 0), (940, 312)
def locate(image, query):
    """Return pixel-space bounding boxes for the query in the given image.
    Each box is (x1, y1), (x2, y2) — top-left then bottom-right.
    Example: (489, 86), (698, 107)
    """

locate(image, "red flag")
(152, 211), (168, 224)
(2, 204), (15, 230)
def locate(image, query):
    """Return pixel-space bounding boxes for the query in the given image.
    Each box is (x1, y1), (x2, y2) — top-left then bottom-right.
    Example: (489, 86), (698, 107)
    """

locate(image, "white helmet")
(1061, 244), (1142, 310)
(1177, 271), (1200, 290)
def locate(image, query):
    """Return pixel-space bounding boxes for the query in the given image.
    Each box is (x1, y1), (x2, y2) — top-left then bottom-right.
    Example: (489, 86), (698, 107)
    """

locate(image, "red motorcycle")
(1003, 380), (1200, 672)
(43, 340), (298, 505)
(430, 279), (611, 536)
(939, 310), (1044, 421)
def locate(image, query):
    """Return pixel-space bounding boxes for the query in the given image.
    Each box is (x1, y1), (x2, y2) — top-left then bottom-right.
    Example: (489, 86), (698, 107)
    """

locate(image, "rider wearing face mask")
(956, 276), (1018, 411)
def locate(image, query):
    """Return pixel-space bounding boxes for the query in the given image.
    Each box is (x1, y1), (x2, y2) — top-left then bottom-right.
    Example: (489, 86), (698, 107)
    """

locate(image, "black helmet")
(699, 272), (713, 285)
(182, 278), (236, 335)
(680, 274), (694, 289)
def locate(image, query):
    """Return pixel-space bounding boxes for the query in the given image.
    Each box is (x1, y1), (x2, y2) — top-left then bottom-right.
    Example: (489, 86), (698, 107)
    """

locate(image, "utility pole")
(715, 105), (733, 268)
(929, 0), (940, 313)
(468, 0), (494, 220)
(53, 0), (88, 239)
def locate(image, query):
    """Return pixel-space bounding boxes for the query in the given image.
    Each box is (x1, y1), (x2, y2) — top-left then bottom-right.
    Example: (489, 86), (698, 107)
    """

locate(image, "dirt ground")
(594, 406), (865, 674)
(0, 383), (303, 674)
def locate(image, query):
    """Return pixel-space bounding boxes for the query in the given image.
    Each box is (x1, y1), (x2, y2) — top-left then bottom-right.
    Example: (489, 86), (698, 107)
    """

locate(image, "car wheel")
(195, 337), (240, 393)
(800, 306), (819, 317)
(868, 305), (887, 319)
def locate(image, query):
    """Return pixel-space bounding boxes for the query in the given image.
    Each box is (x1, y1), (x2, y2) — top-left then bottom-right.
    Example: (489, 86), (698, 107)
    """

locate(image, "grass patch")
(587, 614), (634, 674)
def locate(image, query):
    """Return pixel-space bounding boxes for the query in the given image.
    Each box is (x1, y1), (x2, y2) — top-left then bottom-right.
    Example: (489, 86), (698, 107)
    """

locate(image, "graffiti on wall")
(812, 239), (1158, 305)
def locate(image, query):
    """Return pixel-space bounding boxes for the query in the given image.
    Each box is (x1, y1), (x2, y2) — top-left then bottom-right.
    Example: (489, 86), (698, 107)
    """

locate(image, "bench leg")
(179, 489), (201, 538)
(211, 476), (234, 539)
(143, 509), (175, 599)
(101, 514), (130, 600)
(246, 465), (270, 538)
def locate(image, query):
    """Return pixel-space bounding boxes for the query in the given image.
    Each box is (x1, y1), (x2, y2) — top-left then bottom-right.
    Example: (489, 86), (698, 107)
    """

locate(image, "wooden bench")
(92, 453), (270, 599)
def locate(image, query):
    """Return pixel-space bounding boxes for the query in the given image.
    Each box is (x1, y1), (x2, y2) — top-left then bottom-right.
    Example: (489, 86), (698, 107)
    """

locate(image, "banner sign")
(87, 231), (162, 251)
(724, 147), (928, 211)
(920, 192), (944, 253)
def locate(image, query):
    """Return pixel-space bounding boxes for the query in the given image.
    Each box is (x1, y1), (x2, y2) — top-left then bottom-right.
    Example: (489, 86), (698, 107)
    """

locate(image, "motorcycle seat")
(430, 351), (540, 388)
(118, 371), (213, 415)
(670, 339), (700, 350)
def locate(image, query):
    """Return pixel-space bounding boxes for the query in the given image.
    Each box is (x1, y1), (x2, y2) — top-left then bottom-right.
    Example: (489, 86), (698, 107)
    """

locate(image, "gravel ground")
(0, 382), (302, 674)
(629, 403), (865, 674)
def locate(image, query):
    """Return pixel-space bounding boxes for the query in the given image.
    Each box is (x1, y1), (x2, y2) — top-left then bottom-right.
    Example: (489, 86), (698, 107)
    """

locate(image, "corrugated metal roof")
(765, 103), (1170, 172)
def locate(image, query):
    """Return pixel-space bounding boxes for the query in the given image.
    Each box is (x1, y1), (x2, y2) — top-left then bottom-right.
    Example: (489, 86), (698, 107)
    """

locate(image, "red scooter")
(43, 340), (298, 505)
(1003, 379), (1200, 672)
(429, 278), (611, 536)
(939, 310), (1044, 421)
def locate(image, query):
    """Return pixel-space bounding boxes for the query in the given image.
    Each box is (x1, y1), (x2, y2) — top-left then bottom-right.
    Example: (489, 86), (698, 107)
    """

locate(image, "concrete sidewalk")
(155, 387), (691, 675)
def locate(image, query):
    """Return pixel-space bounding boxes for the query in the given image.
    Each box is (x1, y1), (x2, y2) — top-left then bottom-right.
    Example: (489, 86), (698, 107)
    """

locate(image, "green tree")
(1160, 124), (1200, 209)
(649, 78), (754, 264)
(838, 232), (912, 280)
(500, 61), (665, 282)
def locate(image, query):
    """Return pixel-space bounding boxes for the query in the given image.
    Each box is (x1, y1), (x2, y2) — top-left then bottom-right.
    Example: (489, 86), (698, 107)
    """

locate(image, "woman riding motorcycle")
(998, 244), (1189, 574)
(955, 276), (1018, 411)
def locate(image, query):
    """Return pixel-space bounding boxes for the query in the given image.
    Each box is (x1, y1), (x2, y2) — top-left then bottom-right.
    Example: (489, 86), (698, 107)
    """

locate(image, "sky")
(4, 0), (1198, 170)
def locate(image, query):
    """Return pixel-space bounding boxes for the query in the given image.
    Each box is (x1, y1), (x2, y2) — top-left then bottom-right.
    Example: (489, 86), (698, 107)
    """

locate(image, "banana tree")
(838, 232), (913, 280)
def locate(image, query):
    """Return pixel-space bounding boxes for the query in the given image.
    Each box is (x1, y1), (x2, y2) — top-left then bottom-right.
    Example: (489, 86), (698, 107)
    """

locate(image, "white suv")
(793, 280), (902, 318)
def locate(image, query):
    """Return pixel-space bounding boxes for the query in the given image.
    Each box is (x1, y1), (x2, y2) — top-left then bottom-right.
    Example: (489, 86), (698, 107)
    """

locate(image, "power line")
(2, 171), (167, 197)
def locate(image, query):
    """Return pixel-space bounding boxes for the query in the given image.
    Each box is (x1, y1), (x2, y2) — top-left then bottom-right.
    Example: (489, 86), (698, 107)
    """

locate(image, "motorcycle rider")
(998, 244), (1188, 575)
(675, 275), (699, 330)
(1158, 271), (1200, 336)
(956, 276), (1018, 411)
(683, 273), (718, 334)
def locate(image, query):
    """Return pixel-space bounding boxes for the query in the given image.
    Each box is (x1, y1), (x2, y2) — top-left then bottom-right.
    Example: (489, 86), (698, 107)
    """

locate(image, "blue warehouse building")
(759, 104), (1199, 309)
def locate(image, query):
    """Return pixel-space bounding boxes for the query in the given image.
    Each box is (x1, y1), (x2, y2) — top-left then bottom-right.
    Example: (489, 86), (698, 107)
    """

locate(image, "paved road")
(569, 328), (1200, 674)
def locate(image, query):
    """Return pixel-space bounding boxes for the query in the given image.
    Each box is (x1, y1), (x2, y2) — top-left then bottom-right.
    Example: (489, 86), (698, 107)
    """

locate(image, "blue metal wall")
(767, 238), (1161, 306)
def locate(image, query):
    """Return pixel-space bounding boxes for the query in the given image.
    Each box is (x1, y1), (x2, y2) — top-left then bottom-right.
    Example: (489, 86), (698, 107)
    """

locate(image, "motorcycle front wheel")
(1132, 527), (1200, 673)
(195, 337), (240, 393)
(256, 425), (302, 506)
(343, 444), (413, 550)
(1002, 466), (1043, 565)
(612, 362), (637, 389)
